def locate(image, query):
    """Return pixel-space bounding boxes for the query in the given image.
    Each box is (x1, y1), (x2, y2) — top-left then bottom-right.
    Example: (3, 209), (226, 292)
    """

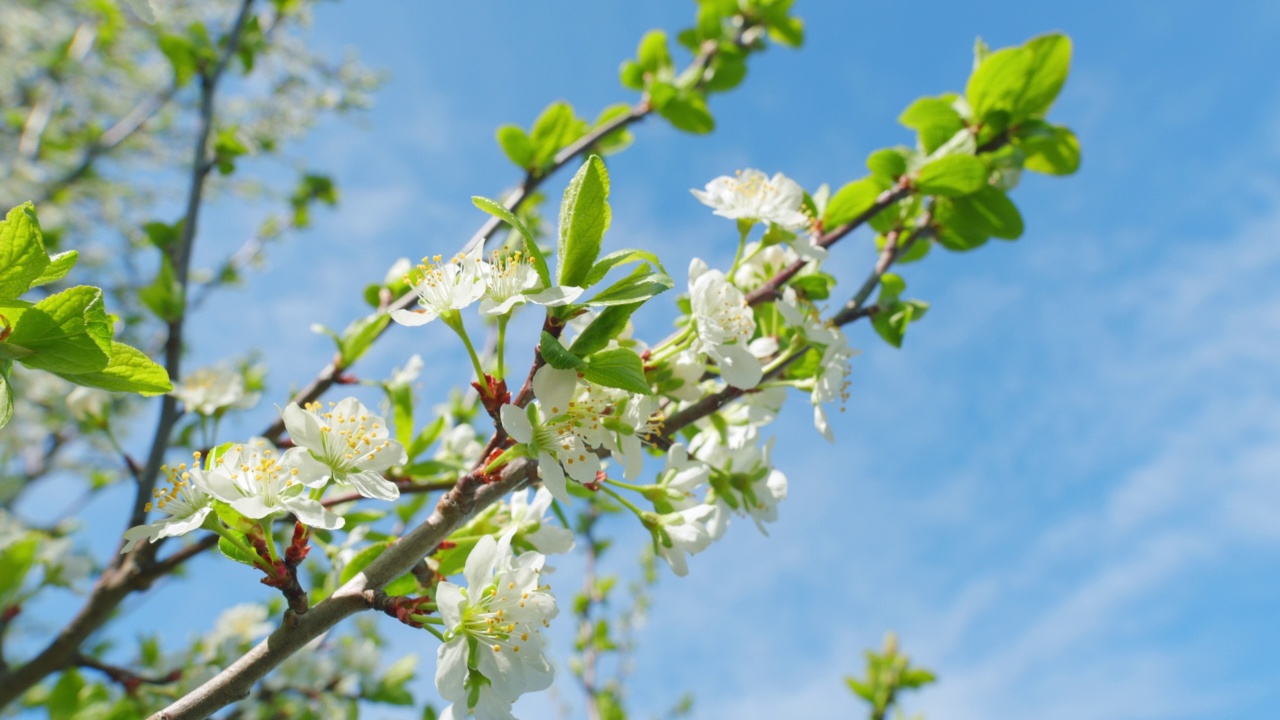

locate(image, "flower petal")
(345, 470), (401, 501)
(526, 285), (584, 307)
(390, 307), (438, 327)
(499, 404), (532, 444)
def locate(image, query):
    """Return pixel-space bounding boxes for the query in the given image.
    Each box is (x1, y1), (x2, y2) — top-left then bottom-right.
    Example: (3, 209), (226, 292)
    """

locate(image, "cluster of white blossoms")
(390, 244), (581, 329)
(435, 534), (557, 720)
(120, 398), (407, 552)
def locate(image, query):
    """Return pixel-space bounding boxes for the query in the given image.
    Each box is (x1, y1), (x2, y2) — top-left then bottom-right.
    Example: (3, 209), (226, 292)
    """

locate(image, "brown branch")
(75, 653), (182, 691)
(129, 0), (259, 532)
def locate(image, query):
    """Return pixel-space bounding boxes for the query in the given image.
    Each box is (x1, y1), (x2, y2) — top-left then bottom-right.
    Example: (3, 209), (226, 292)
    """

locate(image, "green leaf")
(473, 196), (550, 287)
(704, 44), (747, 93)
(339, 541), (390, 585)
(568, 302), (643, 356)
(878, 273), (906, 305)
(582, 347), (651, 395)
(584, 263), (674, 306)
(766, 16), (804, 47)
(55, 341), (173, 395)
(656, 91), (715, 134)
(0, 361), (12, 430)
(899, 96), (966, 154)
(582, 248), (667, 288)
(866, 148), (909, 181)
(1019, 122), (1081, 175)
(591, 104), (635, 154)
(1019, 33), (1072, 117)
(339, 313), (390, 366)
(496, 125), (535, 169)
(822, 178), (883, 229)
(540, 331), (586, 371)
(915, 155), (988, 197)
(637, 30), (672, 72)
(138, 256), (185, 323)
(49, 668), (85, 720)
(29, 250), (78, 288)
(0, 534), (38, 599)
(557, 156), (612, 288)
(9, 286), (111, 374)
(217, 533), (260, 568)
(530, 101), (587, 170)
(950, 186), (1024, 240)
(966, 46), (1033, 120)
(0, 203), (50, 301)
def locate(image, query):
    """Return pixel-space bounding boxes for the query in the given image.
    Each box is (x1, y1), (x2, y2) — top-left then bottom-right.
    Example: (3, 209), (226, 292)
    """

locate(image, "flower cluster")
(120, 398), (407, 552)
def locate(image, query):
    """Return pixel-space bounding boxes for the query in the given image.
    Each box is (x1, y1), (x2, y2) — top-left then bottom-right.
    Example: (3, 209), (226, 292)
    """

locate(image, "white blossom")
(283, 398), (407, 501)
(691, 169), (811, 231)
(436, 535), (557, 718)
(480, 250), (582, 316)
(436, 422), (484, 467)
(501, 487), (574, 555)
(391, 244), (487, 327)
(171, 364), (256, 416)
(121, 454), (217, 552)
(499, 366), (602, 503)
(201, 438), (341, 529)
(65, 386), (109, 422)
(653, 504), (718, 577)
(689, 258), (763, 389)
(389, 353), (424, 388)
(656, 443), (711, 509)
(204, 604), (272, 657)
(664, 350), (706, 403)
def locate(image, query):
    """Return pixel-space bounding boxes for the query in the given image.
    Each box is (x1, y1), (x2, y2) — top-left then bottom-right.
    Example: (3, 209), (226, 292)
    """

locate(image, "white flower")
(65, 387), (109, 422)
(436, 422), (484, 467)
(283, 398), (407, 501)
(653, 504), (718, 577)
(389, 354), (424, 388)
(656, 443), (711, 509)
(480, 250), (582, 316)
(689, 259), (762, 389)
(689, 426), (787, 535)
(732, 241), (801, 291)
(664, 350), (706, 403)
(779, 289), (857, 441)
(691, 169), (810, 231)
(202, 438), (342, 529)
(205, 604), (272, 655)
(723, 385), (787, 427)
(171, 364), (255, 416)
(601, 394), (662, 481)
(121, 454), (217, 552)
(391, 244), (488, 327)
(503, 487), (574, 555)
(436, 535), (557, 716)
(499, 366), (601, 503)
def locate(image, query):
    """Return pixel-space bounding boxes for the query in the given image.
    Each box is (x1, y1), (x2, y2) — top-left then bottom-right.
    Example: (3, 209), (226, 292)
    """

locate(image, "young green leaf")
(1018, 121), (1081, 175)
(966, 46), (1033, 120)
(866, 148), (909, 181)
(1019, 33), (1072, 118)
(540, 331), (586, 371)
(899, 96), (966, 154)
(557, 156), (612, 288)
(0, 361), (12, 429)
(822, 178), (883, 229)
(496, 125), (535, 169)
(472, 195), (551, 287)
(914, 155), (988, 197)
(584, 263), (673, 306)
(54, 342), (173, 395)
(582, 347), (651, 395)
(582, 248), (667, 288)
(8, 286), (112, 374)
(0, 204), (51, 301)
(568, 302), (643, 357)
(950, 186), (1024, 240)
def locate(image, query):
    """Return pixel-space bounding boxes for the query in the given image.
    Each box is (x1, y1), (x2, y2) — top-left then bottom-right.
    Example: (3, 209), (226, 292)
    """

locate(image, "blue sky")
(17, 1), (1280, 718)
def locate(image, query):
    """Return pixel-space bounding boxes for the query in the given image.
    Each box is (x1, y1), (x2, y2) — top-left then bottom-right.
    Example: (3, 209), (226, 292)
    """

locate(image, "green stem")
(258, 517), (280, 564)
(409, 613), (445, 625)
(205, 519), (272, 572)
(496, 315), (509, 381)
(602, 478), (657, 494)
(599, 484), (648, 520)
(729, 220), (752, 276)
(418, 621), (446, 642)
(444, 311), (491, 398)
